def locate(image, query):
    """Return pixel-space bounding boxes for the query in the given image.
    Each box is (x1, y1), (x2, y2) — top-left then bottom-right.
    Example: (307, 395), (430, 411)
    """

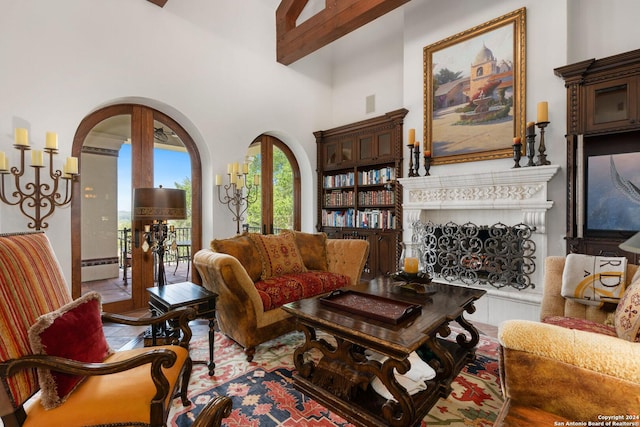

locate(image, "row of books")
(358, 190), (394, 206)
(321, 208), (396, 229)
(358, 167), (395, 185)
(324, 190), (354, 206)
(323, 172), (355, 188)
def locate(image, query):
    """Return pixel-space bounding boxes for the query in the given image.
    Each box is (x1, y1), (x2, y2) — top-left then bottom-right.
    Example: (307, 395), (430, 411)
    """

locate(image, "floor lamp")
(133, 187), (187, 287)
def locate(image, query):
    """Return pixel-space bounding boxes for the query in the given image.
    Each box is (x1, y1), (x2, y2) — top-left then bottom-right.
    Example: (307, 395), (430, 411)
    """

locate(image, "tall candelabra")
(216, 162), (260, 234)
(0, 128), (78, 230)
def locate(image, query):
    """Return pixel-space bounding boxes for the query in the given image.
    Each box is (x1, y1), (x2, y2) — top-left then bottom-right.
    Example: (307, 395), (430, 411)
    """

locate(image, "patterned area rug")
(168, 328), (502, 426)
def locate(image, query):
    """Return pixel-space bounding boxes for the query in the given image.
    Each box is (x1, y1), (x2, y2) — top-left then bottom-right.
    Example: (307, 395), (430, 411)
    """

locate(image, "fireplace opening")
(412, 221), (536, 290)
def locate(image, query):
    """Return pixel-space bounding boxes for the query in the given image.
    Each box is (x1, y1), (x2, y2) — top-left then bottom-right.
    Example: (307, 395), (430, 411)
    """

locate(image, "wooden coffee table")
(282, 277), (486, 427)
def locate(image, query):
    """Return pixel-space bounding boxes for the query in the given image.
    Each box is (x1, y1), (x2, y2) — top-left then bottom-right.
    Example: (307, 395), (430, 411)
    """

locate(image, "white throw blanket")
(561, 254), (627, 306)
(366, 350), (435, 401)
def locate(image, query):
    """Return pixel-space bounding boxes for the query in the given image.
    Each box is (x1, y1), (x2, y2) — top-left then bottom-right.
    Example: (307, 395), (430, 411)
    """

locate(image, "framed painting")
(423, 8), (526, 165)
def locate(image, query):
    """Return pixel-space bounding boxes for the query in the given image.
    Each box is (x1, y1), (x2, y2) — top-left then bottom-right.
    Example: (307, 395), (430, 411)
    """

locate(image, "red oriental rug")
(168, 328), (502, 426)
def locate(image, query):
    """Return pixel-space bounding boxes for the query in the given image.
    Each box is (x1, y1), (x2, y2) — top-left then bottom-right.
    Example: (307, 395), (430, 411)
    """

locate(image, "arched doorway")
(71, 104), (202, 313)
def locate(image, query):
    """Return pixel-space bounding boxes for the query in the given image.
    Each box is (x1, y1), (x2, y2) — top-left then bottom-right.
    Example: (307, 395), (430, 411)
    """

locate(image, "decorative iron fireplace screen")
(412, 221), (536, 290)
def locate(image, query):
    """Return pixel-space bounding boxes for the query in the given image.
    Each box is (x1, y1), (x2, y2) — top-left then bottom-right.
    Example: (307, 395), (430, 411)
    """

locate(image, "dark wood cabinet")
(555, 49), (640, 263)
(315, 109), (408, 280)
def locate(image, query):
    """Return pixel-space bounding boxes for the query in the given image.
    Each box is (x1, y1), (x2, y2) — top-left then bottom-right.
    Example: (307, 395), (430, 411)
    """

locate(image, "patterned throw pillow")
(249, 232), (307, 280)
(28, 292), (113, 409)
(211, 232), (263, 282)
(281, 230), (329, 271)
(614, 276), (640, 342)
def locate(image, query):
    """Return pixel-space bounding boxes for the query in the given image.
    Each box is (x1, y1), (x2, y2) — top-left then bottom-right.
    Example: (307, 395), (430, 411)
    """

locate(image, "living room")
(2, 1), (640, 426)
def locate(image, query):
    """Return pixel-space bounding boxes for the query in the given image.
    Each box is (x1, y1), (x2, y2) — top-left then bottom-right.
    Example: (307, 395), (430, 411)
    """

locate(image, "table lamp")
(133, 186), (187, 286)
(619, 231), (640, 254)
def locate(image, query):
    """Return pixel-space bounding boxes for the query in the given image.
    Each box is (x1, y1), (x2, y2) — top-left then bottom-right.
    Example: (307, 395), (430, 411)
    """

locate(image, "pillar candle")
(513, 137), (521, 145)
(66, 157), (78, 174)
(243, 162), (249, 174)
(45, 132), (58, 149)
(537, 102), (548, 122)
(144, 225), (151, 233)
(237, 176), (244, 189)
(227, 163), (232, 174)
(424, 150), (431, 157)
(408, 128), (415, 146)
(232, 162), (239, 175)
(215, 174), (222, 186)
(403, 257), (419, 274)
(31, 150), (43, 167)
(0, 152), (6, 171)
(15, 128), (28, 146)
(526, 121), (535, 136)
(254, 174), (260, 186)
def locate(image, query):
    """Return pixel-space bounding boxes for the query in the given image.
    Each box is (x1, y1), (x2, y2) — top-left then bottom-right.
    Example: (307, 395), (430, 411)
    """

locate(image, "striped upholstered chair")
(0, 232), (231, 427)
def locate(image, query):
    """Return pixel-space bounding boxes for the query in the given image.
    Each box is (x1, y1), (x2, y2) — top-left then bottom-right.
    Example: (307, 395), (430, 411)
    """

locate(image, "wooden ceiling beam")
(276, 0), (410, 65)
(147, 0), (168, 7)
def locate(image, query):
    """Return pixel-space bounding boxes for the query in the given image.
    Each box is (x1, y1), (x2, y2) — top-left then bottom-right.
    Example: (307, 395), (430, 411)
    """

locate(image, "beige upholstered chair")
(496, 256), (640, 425)
(0, 231), (231, 427)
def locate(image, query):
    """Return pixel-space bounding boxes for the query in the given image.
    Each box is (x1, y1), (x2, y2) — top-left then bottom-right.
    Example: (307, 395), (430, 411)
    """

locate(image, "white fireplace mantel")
(398, 164), (560, 326)
(399, 164), (560, 233)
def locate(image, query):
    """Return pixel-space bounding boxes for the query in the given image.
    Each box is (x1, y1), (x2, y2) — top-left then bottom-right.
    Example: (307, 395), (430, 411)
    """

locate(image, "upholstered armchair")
(496, 256), (640, 425)
(194, 231), (369, 361)
(0, 232), (232, 427)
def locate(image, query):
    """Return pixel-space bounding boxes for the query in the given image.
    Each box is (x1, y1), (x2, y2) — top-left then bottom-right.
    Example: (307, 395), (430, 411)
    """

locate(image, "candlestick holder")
(525, 132), (536, 167)
(407, 144), (416, 177)
(512, 143), (522, 168)
(424, 156), (431, 176)
(413, 146), (421, 177)
(216, 171), (260, 234)
(535, 121), (551, 166)
(0, 145), (78, 230)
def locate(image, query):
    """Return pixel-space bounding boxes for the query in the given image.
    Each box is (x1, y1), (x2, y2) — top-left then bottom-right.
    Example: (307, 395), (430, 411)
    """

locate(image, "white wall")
(0, 0), (334, 283)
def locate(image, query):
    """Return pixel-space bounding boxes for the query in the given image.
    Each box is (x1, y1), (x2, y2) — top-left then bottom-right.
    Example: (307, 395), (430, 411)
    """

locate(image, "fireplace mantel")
(398, 165), (560, 325)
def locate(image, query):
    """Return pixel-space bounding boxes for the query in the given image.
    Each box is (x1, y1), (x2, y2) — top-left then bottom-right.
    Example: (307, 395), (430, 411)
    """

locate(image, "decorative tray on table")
(319, 289), (421, 324)
(390, 271), (435, 295)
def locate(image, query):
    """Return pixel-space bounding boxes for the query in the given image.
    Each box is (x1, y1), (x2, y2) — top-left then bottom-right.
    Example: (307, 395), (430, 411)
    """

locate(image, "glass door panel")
(272, 145), (294, 233)
(246, 143), (262, 234)
(152, 120), (192, 284)
(81, 114), (133, 305)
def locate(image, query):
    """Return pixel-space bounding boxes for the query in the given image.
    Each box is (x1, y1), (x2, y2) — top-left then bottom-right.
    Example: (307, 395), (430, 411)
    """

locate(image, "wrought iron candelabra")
(0, 129), (78, 230)
(216, 164), (259, 234)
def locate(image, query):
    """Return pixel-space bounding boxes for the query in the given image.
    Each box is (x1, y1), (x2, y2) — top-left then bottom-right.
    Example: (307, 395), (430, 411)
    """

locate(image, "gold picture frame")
(424, 8), (526, 165)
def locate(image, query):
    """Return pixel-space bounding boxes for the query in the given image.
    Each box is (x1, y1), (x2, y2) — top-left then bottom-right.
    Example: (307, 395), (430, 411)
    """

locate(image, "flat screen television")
(584, 134), (640, 237)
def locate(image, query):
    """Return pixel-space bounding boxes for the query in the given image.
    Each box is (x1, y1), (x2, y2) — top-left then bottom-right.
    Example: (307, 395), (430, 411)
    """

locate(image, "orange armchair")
(0, 232), (231, 427)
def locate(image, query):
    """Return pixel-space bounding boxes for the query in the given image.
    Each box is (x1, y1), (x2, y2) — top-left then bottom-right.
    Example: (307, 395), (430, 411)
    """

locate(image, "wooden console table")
(283, 277), (485, 427)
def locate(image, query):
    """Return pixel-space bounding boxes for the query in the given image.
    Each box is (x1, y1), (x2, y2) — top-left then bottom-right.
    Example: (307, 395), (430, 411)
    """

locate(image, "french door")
(71, 104), (202, 313)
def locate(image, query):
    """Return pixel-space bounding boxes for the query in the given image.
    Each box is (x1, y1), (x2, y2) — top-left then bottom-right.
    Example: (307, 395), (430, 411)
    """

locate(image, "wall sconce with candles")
(133, 187), (186, 287)
(0, 128), (79, 230)
(215, 162), (260, 234)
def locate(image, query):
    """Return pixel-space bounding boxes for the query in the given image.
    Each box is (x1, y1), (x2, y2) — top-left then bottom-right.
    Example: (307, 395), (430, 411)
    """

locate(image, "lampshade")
(619, 231), (640, 254)
(133, 187), (187, 220)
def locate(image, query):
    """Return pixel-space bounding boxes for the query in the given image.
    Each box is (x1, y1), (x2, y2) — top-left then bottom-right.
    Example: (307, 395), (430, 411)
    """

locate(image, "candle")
(227, 163), (232, 174)
(237, 176), (244, 189)
(169, 225), (175, 233)
(403, 257), (419, 274)
(232, 162), (239, 175)
(413, 139), (419, 148)
(254, 174), (260, 185)
(526, 121), (535, 136)
(242, 162), (249, 174)
(230, 173), (237, 185)
(513, 137), (521, 145)
(31, 150), (43, 167)
(215, 174), (222, 186)
(0, 152), (6, 171)
(66, 157), (78, 174)
(15, 128), (28, 146)
(408, 128), (415, 146)
(144, 225), (151, 233)
(537, 101), (548, 122)
(424, 150), (431, 157)
(45, 132), (58, 149)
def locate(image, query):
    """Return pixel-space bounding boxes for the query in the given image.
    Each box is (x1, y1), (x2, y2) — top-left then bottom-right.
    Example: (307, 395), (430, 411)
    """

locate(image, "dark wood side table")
(147, 281), (217, 375)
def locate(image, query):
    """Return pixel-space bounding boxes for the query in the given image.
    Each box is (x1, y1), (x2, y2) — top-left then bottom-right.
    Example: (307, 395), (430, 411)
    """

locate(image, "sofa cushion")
(614, 276), (640, 342)
(211, 233), (262, 282)
(28, 291), (113, 409)
(249, 232), (307, 280)
(282, 230), (329, 271)
(255, 271), (350, 311)
(542, 315), (617, 337)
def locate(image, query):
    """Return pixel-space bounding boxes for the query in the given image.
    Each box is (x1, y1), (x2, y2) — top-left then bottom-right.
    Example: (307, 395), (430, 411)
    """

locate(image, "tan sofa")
(194, 232), (369, 361)
(496, 256), (640, 425)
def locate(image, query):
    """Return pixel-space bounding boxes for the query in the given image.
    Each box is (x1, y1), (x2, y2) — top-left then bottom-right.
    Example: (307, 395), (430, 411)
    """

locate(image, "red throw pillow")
(28, 291), (113, 409)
